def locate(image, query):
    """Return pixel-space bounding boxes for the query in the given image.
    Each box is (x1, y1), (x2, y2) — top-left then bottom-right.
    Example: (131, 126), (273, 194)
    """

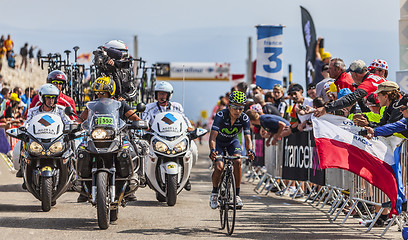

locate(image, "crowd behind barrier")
(249, 130), (408, 237)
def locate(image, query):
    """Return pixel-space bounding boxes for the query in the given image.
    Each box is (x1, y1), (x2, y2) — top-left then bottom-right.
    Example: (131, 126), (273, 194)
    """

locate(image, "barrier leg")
(304, 184), (318, 203)
(254, 173), (268, 194)
(320, 187), (334, 209)
(259, 175), (274, 194)
(380, 214), (398, 237)
(328, 191), (343, 214)
(333, 197), (349, 221)
(316, 186), (329, 207)
(311, 186), (325, 204)
(341, 199), (358, 225)
(264, 176), (279, 195)
(365, 207), (384, 232)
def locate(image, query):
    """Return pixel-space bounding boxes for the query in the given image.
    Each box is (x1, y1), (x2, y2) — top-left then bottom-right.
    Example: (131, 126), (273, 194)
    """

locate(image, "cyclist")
(142, 81), (195, 190)
(209, 91), (255, 209)
(28, 70), (77, 117)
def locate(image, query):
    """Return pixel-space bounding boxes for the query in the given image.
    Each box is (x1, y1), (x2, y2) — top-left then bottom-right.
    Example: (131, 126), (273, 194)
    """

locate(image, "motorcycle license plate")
(168, 164), (176, 169)
(97, 117), (113, 125)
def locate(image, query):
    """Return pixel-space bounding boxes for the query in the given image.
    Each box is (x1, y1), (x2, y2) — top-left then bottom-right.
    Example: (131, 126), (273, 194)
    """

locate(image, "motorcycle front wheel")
(40, 176), (53, 212)
(166, 174), (177, 206)
(97, 171), (110, 229)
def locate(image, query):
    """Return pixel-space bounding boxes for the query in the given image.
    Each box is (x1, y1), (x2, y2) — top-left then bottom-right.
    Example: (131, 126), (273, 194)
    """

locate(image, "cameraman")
(93, 40), (137, 101)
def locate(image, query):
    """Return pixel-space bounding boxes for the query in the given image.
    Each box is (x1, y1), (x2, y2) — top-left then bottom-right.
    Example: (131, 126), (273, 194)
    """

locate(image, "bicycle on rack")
(215, 155), (249, 235)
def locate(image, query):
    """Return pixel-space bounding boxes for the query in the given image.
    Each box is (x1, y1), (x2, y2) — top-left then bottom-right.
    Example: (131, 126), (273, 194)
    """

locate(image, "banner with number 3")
(255, 25), (284, 90)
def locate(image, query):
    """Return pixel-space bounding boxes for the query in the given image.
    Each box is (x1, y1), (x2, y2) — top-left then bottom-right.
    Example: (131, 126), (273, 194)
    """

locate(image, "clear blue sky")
(0, 0), (401, 121)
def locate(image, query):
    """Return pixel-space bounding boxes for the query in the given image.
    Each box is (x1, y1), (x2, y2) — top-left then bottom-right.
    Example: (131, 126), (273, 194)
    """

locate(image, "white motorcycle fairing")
(145, 112), (193, 198)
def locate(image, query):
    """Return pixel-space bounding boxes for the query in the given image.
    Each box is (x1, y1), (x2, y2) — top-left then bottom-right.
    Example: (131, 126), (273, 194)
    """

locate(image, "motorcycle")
(6, 112), (80, 212)
(144, 111), (207, 206)
(69, 98), (147, 229)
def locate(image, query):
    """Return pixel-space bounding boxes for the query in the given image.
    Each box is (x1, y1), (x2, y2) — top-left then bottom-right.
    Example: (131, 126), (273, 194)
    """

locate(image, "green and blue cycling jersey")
(211, 109), (251, 155)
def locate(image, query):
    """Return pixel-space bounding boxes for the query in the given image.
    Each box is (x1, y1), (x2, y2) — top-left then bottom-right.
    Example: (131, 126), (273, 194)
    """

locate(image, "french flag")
(312, 114), (405, 215)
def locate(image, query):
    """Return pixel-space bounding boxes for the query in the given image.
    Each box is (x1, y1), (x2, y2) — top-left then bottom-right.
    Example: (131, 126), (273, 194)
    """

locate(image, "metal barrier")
(251, 130), (408, 237)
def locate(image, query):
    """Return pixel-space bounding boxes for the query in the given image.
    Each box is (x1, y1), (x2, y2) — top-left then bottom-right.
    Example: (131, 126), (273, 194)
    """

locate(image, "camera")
(358, 129), (368, 136)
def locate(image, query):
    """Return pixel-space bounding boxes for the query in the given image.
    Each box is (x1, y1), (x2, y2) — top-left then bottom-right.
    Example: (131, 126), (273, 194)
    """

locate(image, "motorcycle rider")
(209, 91), (255, 209)
(93, 40), (137, 101)
(28, 70), (77, 117)
(75, 76), (142, 202)
(142, 81), (195, 191)
(14, 84), (73, 179)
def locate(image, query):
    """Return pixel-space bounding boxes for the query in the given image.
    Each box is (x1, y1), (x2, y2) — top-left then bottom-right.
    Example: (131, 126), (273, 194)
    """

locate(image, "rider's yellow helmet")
(92, 76), (116, 96)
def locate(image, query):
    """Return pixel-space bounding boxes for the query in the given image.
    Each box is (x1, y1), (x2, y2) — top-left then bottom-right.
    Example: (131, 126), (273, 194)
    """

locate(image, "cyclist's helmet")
(92, 76), (116, 96)
(38, 83), (60, 104)
(47, 70), (67, 85)
(367, 59), (388, 71)
(154, 81), (173, 100)
(104, 40), (128, 58)
(229, 91), (247, 105)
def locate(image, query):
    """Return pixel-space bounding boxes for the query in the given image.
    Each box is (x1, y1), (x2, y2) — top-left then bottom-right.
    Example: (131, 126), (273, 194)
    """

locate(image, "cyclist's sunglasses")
(95, 91), (107, 96)
(51, 80), (64, 85)
(44, 95), (57, 99)
(230, 104), (244, 110)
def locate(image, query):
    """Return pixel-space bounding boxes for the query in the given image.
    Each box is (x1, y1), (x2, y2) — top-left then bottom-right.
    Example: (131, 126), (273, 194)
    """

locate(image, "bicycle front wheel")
(225, 172), (236, 235)
(218, 172), (226, 230)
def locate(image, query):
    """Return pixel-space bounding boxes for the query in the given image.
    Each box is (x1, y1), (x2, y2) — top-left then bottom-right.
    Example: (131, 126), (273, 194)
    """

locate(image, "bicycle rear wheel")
(225, 171), (236, 235)
(218, 172), (226, 230)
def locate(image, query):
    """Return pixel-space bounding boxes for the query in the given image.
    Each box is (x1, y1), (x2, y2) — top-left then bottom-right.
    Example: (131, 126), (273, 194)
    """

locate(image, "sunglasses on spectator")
(51, 80), (64, 85)
(44, 95), (57, 99)
(95, 92), (107, 96)
(273, 84), (282, 88)
(230, 104), (244, 110)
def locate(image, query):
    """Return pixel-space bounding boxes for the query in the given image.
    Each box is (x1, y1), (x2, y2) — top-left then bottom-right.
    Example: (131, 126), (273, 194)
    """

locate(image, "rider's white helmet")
(38, 83), (60, 103)
(154, 81), (173, 100)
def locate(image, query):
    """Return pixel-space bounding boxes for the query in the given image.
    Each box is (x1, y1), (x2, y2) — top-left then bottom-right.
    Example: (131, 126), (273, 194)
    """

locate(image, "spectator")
(20, 43), (29, 70)
(0, 75), (3, 91)
(316, 63), (335, 102)
(368, 59), (388, 79)
(287, 84), (314, 132)
(314, 60), (386, 117)
(7, 50), (16, 69)
(3, 35), (14, 60)
(36, 49), (42, 66)
(246, 109), (291, 146)
(252, 85), (264, 96)
(264, 91), (274, 103)
(307, 83), (317, 99)
(236, 82), (248, 94)
(0, 35), (4, 46)
(314, 37), (332, 84)
(328, 58), (355, 94)
(28, 45), (37, 63)
(0, 45), (6, 72)
(272, 84), (288, 119)
(253, 93), (280, 116)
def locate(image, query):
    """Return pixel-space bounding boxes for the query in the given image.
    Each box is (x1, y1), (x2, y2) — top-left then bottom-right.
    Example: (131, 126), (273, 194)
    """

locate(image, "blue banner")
(256, 25), (283, 90)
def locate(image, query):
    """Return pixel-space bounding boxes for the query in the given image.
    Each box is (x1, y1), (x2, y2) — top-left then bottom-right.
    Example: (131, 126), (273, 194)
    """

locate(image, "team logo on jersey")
(162, 113), (177, 125)
(38, 115), (55, 127)
(222, 127), (238, 135)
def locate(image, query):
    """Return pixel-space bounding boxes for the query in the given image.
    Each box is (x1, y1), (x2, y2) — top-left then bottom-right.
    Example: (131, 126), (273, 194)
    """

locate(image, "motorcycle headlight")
(29, 142), (43, 153)
(49, 141), (64, 153)
(153, 140), (168, 153)
(91, 128), (108, 140)
(174, 139), (188, 153)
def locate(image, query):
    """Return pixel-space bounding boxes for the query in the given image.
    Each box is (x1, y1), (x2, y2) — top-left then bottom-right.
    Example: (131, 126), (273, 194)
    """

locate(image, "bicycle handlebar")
(215, 155), (250, 160)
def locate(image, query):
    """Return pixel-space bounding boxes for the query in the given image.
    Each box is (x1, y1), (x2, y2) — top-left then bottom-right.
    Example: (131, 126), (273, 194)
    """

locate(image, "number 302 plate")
(97, 117), (113, 125)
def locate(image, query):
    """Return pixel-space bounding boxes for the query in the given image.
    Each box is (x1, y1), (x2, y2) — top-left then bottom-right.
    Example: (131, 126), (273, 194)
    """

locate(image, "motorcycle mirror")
(136, 103), (146, 112)
(64, 106), (75, 116)
(188, 128), (208, 140)
(129, 120), (149, 130)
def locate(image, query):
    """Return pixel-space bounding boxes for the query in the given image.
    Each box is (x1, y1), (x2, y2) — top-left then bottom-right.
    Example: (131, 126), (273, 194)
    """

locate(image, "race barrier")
(251, 130), (408, 237)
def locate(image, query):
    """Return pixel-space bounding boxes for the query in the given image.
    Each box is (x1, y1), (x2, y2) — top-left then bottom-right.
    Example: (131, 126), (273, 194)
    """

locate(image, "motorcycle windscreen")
(83, 98), (125, 130)
(27, 113), (64, 139)
(151, 111), (188, 137)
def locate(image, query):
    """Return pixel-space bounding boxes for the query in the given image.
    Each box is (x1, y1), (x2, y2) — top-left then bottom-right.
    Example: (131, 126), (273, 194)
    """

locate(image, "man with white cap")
(314, 60), (386, 117)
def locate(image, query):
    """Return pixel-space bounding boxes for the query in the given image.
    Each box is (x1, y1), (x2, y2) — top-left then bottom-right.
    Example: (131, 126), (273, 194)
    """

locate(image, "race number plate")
(97, 117), (113, 125)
